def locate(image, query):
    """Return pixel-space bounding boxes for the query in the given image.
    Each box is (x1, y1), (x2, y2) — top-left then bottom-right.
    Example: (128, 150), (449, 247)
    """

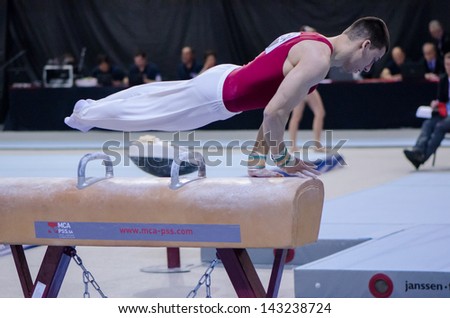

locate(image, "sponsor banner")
(35, 221), (241, 243)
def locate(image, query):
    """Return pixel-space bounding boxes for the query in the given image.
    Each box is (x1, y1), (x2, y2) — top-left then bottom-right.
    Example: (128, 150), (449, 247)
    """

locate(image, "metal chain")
(205, 271), (212, 298)
(187, 258), (218, 298)
(68, 248), (108, 298)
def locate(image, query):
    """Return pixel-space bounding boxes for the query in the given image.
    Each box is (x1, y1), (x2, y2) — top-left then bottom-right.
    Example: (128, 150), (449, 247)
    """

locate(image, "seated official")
(177, 46), (202, 80)
(199, 50), (217, 74)
(421, 42), (444, 81)
(91, 54), (125, 87)
(127, 50), (162, 87)
(380, 46), (407, 80)
(403, 52), (450, 169)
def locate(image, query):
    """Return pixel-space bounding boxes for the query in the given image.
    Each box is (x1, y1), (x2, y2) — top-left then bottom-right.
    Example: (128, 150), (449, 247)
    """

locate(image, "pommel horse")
(0, 152), (324, 298)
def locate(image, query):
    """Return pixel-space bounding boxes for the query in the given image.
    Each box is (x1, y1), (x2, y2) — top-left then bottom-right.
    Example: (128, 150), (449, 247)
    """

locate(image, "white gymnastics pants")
(64, 64), (241, 132)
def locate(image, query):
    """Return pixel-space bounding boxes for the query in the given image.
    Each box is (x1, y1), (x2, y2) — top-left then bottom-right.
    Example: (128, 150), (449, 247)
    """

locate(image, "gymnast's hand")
(281, 156), (321, 178)
(430, 100), (439, 109)
(247, 167), (284, 178)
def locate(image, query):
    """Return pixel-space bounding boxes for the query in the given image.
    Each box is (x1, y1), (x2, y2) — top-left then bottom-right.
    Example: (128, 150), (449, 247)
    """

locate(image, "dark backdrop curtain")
(5, 0), (449, 83)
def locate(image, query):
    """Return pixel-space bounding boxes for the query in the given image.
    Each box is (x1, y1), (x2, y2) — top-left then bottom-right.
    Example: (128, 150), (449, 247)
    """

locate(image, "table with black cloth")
(5, 87), (122, 131)
(4, 80), (438, 131)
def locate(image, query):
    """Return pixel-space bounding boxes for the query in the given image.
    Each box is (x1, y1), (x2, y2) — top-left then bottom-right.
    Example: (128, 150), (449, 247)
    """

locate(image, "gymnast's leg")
(64, 65), (239, 132)
(64, 81), (189, 132)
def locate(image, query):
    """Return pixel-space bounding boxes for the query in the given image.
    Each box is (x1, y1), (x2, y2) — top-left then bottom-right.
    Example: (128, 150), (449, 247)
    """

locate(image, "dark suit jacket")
(422, 57), (445, 75)
(437, 74), (449, 103)
(436, 32), (450, 56)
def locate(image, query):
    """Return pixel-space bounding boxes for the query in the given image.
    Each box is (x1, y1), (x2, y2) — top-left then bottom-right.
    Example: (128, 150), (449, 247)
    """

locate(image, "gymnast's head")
(340, 16), (390, 73)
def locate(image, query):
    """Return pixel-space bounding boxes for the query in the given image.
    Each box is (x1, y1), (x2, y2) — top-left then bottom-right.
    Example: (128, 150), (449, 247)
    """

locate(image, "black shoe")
(403, 149), (424, 170)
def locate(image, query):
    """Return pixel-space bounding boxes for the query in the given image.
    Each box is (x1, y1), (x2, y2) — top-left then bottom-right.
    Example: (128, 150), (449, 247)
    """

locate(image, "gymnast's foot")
(64, 115), (93, 132)
(64, 100), (94, 132)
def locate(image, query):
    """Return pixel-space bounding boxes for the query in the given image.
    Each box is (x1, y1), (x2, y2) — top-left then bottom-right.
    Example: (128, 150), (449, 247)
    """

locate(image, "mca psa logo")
(47, 222), (75, 238)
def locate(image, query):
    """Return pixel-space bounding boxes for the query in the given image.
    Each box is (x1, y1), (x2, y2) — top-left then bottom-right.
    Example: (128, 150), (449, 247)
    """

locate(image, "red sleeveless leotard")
(222, 32), (333, 112)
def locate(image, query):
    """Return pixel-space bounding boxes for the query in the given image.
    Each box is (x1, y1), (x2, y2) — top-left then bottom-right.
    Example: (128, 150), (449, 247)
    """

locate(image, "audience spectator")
(91, 54), (125, 87)
(47, 52), (76, 67)
(200, 50), (217, 74)
(62, 53), (76, 68)
(380, 46), (407, 80)
(177, 46), (202, 80)
(421, 42), (444, 81)
(300, 25), (315, 33)
(428, 20), (450, 57)
(58, 52), (85, 77)
(403, 52), (450, 169)
(127, 50), (162, 87)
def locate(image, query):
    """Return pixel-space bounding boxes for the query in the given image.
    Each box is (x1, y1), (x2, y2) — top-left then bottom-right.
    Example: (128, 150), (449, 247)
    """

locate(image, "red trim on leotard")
(222, 32), (333, 112)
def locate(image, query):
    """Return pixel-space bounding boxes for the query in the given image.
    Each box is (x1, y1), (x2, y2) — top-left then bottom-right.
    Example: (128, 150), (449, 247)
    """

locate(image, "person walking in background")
(288, 89), (326, 151)
(288, 26), (326, 152)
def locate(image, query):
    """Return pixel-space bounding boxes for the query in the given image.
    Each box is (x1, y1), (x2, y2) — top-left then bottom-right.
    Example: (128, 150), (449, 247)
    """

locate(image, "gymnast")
(65, 17), (389, 177)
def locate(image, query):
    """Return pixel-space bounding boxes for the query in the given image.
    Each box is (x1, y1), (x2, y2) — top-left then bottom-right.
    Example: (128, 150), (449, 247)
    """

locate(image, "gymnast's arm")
(262, 46), (329, 173)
